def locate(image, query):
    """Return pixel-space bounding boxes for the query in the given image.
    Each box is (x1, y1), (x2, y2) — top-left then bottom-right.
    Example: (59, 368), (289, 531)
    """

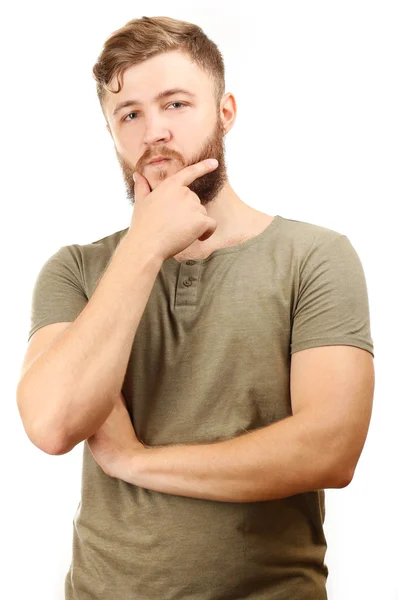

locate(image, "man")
(17, 15), (375, 600)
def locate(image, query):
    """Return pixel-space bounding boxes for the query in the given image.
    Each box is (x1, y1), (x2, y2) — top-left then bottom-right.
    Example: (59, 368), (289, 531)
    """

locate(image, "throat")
(172, 214), (275, 263)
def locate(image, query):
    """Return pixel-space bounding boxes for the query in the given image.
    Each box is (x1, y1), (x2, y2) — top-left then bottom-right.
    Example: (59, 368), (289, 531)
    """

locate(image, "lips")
(149, 157), (169, 164)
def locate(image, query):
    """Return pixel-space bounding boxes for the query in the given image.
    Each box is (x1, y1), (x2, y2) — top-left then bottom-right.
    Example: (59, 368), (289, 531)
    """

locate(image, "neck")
(173, 181), (272, 260)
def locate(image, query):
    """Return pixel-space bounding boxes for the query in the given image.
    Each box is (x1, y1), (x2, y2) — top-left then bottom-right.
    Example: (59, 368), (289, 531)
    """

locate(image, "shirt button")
(186, 260), (196, 265)
(183, 279), (193, 287)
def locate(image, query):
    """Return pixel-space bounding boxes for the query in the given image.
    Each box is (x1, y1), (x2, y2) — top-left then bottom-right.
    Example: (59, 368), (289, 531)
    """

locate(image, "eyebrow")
(112, 88), (197, 117)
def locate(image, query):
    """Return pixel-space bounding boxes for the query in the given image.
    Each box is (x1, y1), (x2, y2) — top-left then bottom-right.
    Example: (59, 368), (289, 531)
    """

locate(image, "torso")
(173, 213), (275, 263)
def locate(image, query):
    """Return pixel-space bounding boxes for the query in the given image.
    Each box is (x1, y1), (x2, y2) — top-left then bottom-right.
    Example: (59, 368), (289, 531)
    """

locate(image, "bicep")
(290, 344), (375, 476)
(19, 322), (73, 382)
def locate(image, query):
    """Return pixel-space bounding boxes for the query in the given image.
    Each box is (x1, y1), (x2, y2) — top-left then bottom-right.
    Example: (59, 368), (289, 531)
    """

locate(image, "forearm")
(18, 234), (163, 452)
(124, 412), (349, 502)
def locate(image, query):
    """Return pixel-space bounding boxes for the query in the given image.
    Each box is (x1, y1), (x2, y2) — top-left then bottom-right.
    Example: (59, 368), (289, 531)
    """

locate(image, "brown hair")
(92, 15), (226, 119)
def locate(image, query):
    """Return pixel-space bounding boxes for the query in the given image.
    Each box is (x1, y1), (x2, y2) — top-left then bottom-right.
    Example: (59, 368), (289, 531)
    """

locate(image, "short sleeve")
(28, 245), (88, 342)
(291, 234), (374, 357)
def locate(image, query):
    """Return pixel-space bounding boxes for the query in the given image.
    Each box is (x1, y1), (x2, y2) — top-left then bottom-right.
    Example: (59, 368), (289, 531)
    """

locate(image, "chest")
(125, 255), (294, 445)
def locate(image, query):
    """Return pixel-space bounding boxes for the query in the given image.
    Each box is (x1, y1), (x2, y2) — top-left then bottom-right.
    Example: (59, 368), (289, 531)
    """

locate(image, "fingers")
(173, 158), (218, 187)
(133, 171), (151, 202)
(133, 158), (218, 203)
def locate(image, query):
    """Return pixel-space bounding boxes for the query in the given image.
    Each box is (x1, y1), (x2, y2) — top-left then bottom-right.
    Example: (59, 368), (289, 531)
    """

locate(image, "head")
(92, 16), (236, 206)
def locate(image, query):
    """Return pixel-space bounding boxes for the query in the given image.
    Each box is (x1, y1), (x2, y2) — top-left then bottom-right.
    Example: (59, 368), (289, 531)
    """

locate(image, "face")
(104, 50), (233, 206)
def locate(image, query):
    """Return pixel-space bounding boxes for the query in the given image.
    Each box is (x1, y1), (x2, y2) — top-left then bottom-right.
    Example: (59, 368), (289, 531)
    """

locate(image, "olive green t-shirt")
(28, 214), (374, 600)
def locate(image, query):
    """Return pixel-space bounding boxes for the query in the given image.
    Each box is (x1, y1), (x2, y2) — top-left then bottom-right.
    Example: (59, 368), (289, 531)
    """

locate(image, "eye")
(123, 102), (187, 122)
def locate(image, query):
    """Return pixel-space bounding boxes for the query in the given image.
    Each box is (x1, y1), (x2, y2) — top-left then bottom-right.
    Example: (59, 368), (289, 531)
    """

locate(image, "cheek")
(115, 136), (139, 163)
(117, 132), (133, 151)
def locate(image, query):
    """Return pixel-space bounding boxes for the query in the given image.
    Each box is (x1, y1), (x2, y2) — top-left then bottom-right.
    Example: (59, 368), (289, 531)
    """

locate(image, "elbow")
(26, 420), (72, 455)
(16, 383), (75, 455)
(39, 431), (76, 455)
(17, 400), (72, 457)
(37, 436), (71, 456)
(316, 431), (358, 489)
(335, 470), (354, 489)
(326, 462), (355, 489)
(19, 420), (71, 455)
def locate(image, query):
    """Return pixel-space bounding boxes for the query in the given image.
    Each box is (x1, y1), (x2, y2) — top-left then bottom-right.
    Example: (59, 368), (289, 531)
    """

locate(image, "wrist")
(112, 445), (149, 483)
(122, 231), (165, 268)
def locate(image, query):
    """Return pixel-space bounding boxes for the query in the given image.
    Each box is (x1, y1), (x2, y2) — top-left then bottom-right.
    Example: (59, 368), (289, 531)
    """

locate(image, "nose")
(143, 119), (171, 147)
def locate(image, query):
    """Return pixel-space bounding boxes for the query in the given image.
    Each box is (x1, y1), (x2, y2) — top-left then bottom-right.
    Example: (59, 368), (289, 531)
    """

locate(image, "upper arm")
(27, 244), (88, 344)
(290, 344), (375, 481)
(19, 245), (89, 452)
(17, 322), (74, 452)
(18, 322), (73, 383)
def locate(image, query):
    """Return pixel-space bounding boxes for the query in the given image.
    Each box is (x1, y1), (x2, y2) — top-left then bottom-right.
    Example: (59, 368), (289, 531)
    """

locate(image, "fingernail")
(133, 173), (136, 182)
(209, 159), (218, 167)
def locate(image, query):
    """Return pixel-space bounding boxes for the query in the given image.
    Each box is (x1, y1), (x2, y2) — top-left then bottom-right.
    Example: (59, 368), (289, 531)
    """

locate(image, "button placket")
(175, 260), (201, 306)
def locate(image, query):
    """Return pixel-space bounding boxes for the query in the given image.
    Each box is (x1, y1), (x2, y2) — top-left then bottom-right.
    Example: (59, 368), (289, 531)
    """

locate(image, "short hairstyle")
(92, 15), (226, 118)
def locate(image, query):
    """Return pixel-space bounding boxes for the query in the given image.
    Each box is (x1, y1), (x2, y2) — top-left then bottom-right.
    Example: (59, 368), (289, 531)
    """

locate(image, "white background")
(2, 1), (396, 599)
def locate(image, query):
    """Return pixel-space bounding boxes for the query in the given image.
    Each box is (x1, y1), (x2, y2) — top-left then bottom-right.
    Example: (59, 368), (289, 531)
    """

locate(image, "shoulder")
(59, 227), (130, 268)
(277, 215), (346, 246)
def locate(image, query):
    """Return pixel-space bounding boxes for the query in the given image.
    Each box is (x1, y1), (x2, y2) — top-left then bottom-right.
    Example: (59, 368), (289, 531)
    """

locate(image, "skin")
(103, 49), (274, 260)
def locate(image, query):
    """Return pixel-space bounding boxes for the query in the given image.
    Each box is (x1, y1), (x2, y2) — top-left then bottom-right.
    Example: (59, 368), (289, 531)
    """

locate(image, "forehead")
(106, 50), (210, 117)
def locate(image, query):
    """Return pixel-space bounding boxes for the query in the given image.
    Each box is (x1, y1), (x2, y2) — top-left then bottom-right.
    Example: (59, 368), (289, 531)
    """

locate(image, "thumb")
(133, 171), (151, 201)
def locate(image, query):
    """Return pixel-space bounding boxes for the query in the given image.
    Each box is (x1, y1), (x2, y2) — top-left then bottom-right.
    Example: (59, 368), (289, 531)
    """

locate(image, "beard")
(115, 114), (228, 207)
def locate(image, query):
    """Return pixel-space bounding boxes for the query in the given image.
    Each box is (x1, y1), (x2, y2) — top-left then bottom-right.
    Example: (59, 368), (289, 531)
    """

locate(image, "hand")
(127, 158), (219, 261)
(86, 392), (147, 479)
